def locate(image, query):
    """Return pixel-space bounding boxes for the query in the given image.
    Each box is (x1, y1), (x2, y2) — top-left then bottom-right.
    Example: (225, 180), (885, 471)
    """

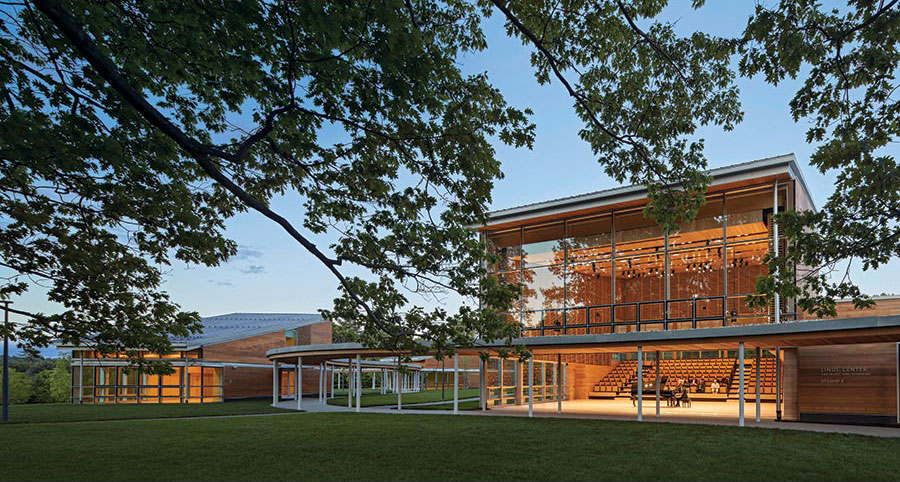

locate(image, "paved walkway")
(273, 398), (900, 438)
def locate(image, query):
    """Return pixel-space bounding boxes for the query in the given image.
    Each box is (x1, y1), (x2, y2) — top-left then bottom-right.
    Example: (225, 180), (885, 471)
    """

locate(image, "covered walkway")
(266, 314), (900, 428)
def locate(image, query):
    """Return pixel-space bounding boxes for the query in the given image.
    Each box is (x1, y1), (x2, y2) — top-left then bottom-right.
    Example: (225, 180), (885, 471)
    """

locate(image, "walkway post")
(347, 365), (353, 409)
(528, 355), (534, 418)
(776, 347), (782, 421)
(319, 363), (325, 403)
(755, 349), (761, 422)
(453, 354), (459, 414)
(355, 354), (361, 412)
(396, 356), (402, 412)
(330, 363), (335, 399)
(557, 354), (562, 414)
(272, 360), (278, 405)
(480, 357), (486, 411)
(739, 342), (745, 427)
(655, 351), (660, 419)
(637, 346), (643, 422)
(296, 356), (302, 410)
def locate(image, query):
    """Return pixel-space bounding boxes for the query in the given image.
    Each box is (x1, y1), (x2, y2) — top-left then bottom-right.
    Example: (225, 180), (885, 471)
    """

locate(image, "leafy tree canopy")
(1, 0), (898, 363)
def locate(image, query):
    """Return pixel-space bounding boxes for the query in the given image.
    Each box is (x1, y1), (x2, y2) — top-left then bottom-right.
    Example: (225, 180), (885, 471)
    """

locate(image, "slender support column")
(78, 354), (84, 404)
(774, 180), (781, 324)
(776, 347), (782, 421)
(453, 354), (459, 414)
(319, 363), (324, 403)
(637, 347), (643, 421)
(756, 349), (761, 422)
(355, 354), (361, 412)
(480, 357), (486, 412)
(330, 364), (335, 399)
(372, 370), (376, 390)
(347, 366), (353, 409)
(396, 357), (402, 412)
(499, 358), (505, 406)
(515, 359), (523, 405)
(296, 357), (302, 410)
(381, 368), (386, 395)
(655, 351), (660, 419)
(557, 354), (562, 414)
(272, 361), (278, 405)
(739, 342), (745, 427)
(528, 355), (534, 417)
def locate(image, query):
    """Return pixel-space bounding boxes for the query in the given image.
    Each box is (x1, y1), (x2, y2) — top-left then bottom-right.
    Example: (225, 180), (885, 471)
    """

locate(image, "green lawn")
(1, 399), (289, 424)
(327, 388), (479, 407)
(2, 412), (900, 481)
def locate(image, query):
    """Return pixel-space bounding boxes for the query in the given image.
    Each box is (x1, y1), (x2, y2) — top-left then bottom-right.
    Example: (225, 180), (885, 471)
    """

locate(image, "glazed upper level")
(479, 154), (814, 337)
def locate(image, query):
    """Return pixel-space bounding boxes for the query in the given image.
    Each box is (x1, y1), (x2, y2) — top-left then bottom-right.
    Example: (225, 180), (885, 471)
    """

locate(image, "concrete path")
(273, 398), (900, 438)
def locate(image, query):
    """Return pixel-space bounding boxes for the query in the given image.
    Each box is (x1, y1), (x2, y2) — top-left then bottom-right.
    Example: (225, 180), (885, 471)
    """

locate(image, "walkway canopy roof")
(266, 314), (900, 364)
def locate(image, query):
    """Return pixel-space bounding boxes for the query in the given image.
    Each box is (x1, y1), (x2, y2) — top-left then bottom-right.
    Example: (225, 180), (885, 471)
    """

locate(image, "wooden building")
(62, 313), (332, 404)
(267, 155), (900, 426)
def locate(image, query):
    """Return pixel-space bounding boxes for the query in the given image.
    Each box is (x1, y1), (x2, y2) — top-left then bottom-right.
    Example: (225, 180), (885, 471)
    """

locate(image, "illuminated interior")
(487, 182), (797, 336)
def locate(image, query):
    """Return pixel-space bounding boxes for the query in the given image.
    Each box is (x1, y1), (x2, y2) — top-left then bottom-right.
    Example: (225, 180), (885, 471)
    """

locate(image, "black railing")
(522, 295), (797, 337)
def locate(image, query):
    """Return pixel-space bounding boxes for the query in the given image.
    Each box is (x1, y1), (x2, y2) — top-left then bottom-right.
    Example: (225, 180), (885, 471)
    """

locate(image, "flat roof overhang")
(267, 314), (900, 363)
(479, 153), (814, 231)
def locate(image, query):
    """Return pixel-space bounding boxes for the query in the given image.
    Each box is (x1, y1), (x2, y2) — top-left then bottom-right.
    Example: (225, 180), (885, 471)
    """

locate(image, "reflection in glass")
(522, 223), (565, 267)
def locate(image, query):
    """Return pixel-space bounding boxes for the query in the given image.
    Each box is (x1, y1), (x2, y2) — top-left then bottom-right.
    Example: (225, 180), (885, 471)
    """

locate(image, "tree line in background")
(0, 356), (70, 404)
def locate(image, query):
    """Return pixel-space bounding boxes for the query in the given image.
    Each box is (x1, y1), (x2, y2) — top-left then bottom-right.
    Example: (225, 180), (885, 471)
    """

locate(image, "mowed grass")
(1, 399), (289, 424)
(2, 412), (900, 481)
(327, 388), (479, 407)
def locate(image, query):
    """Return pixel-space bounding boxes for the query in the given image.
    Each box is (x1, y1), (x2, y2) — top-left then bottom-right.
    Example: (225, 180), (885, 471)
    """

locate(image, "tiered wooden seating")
(728, 357), (778, 400)
(590, 360), (637, 397)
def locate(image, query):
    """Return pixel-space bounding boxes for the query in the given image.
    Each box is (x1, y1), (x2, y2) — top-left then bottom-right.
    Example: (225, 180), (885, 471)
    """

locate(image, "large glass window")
(522, 223), (565, 267)
(487, 229), (522, 272)
(486, 181), (786, 336)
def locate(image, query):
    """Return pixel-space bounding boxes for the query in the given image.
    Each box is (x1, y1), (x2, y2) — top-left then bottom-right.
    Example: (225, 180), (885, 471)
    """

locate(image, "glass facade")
(71, 350), (224, 404)
(487, 180), (799, 337)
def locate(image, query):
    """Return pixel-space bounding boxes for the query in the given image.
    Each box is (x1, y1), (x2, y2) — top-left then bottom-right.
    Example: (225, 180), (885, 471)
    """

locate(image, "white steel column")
(499, 358), (504, 406)
(655, 351), (660, 419)
(739, 342), (745, 427)
(773, 180), (780, 324)
(272, 360), (278, 405)
(453, 354), (459, 414)
(319, 363), (324, 403)
(637, 347), (643, 421)
(480, 357), (486, 411)
(296, 357), (302, 410)
(756, 349), (761, 422)
(347, 365), (353, 409)
(330, 363), (335, 399)
(396, 357), (402, 411)
(528, 355), (534, 418)
(355, 354), (361, 412)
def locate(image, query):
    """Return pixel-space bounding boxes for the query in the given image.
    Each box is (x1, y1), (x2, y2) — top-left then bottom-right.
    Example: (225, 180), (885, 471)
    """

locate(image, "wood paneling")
(567, 363), (613, 399)
(782, 347), (798, 421)
(798, 343), (897, 421)
(204, 331), (286, 365)
(223, 366), (271, 399)
(298, 322), (332, 345)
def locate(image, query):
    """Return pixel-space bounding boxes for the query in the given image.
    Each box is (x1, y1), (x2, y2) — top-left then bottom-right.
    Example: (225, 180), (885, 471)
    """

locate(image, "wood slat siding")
(782, 347), (798, 421)
(224, 366), (272, 400)
(203, 331), (287, 365)
(797, 343), (897, 424)
(567, 363), (614, 399)
(204, 321), (333, 365)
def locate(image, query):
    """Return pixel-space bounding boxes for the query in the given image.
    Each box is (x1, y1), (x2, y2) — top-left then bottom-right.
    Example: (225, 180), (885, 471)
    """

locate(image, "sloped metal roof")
(483, 153), (814, 227)
(173, 312), (324, 349)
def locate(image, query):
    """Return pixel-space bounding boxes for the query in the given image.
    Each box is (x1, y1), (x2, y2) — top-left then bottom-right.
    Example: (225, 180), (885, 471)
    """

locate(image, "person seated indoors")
(710, 380), (720, 394)
(697, 380), (706, 393)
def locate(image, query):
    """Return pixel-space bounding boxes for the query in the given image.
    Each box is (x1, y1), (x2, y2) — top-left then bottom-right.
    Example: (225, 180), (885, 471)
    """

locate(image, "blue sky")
(9, 3), (900, 355)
